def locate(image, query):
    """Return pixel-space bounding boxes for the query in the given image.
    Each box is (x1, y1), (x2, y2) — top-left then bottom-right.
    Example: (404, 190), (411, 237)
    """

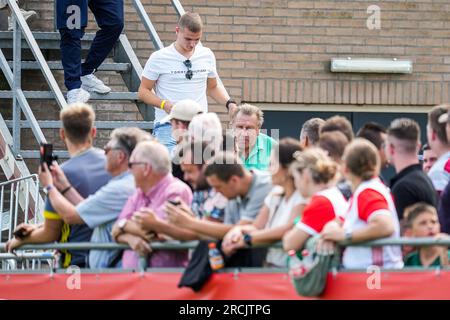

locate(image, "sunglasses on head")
(184, 59), (193, 80)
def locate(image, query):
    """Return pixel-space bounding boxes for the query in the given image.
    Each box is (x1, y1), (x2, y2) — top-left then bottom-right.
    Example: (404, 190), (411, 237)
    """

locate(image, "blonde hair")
(343, 138), (380, 181)
(60, 103), (95, 144)
(291, 147), (337, 184)
(178, 12), (203, 33)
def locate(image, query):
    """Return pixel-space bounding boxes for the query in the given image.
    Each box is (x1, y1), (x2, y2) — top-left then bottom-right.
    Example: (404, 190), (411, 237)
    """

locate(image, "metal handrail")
(0, 174), (40, 187)
(0, 174), (42, 240)
(131, 0), (164, 50)
(130, 0), (187, 50)
(171, 0), (186, 17)
(6, 0), (67, 110)
(1, 237), (450, 252)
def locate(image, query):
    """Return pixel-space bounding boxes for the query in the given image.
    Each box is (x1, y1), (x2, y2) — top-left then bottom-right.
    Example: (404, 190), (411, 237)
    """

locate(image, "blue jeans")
(153, 121), (176, 154)
(57, 0), (124, 90)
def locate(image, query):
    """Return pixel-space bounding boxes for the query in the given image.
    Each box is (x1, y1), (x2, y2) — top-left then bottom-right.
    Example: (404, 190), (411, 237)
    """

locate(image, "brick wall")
(11, 0), (450, 122)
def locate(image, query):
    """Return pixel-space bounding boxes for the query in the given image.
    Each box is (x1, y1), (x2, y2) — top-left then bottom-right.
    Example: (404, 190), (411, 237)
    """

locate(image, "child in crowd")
(403, 203), (450, 267)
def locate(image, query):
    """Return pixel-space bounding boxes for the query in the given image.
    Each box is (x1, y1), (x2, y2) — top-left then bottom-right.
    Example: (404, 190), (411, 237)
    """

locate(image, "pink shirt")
(119, 173), (193, 268)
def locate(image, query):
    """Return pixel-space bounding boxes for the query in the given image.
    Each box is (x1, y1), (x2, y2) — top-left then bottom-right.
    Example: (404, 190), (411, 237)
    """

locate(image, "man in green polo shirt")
(231, 103), (276, 171)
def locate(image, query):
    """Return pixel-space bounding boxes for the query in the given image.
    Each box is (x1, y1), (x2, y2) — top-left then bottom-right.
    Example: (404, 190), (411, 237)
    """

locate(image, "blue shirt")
(77, 171), (135, 269)
(43, 148), (111, 267)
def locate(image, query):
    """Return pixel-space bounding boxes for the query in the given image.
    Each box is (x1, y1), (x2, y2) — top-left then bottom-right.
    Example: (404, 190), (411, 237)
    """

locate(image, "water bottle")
(288, 250), (305, 279)
(208, 242), (224, 271)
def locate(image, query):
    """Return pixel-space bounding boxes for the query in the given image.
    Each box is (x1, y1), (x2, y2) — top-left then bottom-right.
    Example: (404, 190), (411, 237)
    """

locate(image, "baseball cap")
(160, 99), (203, 123)
(438, 111), (450, 124)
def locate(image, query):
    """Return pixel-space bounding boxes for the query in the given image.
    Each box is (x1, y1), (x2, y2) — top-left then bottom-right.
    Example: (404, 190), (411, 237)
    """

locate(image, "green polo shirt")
(404, 250), (450, 267)
(242, 133), (275, 171)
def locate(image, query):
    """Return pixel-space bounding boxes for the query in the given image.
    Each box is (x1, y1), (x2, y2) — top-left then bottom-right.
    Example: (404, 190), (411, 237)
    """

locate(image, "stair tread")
(0, 31), (97, 40)
(7, 61), (130, 72)
(5, 120), (153, 129)
(0, 90), (138, 100)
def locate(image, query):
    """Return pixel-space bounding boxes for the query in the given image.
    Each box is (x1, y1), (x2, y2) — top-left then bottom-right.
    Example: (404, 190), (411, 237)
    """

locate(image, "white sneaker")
(0, 0), (8, 10)
(66, 88), (90, 104)
(8, 8), (37, 30)
(81, 74), (111, 94)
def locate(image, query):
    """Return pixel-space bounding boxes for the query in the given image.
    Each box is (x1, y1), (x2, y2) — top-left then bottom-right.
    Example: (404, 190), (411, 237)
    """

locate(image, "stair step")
(0, 31), (97, 50)
(5, 120), (153, 130)
(7, 61), (131, 72)
(0, 90), (138, 100)
(19, 150), (69, 159)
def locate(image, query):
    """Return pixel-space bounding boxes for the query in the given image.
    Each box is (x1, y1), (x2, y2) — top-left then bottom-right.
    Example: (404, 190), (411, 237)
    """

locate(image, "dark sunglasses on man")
(184, 59), (193, 80)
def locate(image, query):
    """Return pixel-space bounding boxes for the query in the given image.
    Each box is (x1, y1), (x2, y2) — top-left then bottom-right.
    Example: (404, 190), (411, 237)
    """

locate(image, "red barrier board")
(0, 271), (450, 300)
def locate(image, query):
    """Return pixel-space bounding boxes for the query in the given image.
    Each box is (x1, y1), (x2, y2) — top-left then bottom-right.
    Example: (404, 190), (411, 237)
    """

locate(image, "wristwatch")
(117, 219), (128, 233)
(225, 99), (236, 110)
(344, 230), (353, 242)
(43, 184), (54, 195)
(243, 233), (253, 247)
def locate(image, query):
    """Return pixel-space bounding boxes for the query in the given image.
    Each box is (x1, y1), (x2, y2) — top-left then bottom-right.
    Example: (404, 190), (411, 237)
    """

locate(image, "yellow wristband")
(160, 100), (166, 110)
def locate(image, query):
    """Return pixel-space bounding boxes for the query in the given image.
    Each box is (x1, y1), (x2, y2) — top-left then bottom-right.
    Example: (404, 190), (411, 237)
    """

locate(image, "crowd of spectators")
(6, 101), (450, 271)
(5, 12), (450, 272)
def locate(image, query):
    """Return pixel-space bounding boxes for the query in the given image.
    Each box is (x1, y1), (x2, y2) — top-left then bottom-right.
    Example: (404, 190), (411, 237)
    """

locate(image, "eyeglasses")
(184, 59), (193, 80)
(104, 145), (123, 155)
(128, 161), (148, 169)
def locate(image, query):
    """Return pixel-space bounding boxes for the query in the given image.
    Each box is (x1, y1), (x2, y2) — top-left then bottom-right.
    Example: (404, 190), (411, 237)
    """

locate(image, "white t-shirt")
(264, 186), (308, 268)
(142, 43), (218, 123)
(428, 151), (450, 192)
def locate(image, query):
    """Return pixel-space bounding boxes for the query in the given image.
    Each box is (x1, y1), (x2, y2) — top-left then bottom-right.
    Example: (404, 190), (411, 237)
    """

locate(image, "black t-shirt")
(390, 164), (438, 220)
(438, 181), (450, 234)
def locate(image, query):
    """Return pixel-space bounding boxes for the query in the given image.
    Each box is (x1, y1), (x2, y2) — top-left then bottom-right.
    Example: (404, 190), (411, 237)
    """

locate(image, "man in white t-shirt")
(138, 12), (237, 153)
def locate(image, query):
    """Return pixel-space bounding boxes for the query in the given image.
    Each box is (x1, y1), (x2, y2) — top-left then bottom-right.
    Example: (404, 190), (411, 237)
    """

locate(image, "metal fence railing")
(1, 237), (449, 273)
(0, 174), (42, 239)
(0, 174), (44, 271)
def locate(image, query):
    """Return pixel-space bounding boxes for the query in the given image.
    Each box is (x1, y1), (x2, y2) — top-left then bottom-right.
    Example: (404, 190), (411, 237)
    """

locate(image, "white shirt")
(264, 186), (308, 268)
(428, 151), (450, 192)
(342, 178), (403, 269)
(142, 43), (218, 123)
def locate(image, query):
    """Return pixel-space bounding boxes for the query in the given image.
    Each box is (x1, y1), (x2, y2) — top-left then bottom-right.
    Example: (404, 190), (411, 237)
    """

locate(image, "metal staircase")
(0, 0), (186, 229)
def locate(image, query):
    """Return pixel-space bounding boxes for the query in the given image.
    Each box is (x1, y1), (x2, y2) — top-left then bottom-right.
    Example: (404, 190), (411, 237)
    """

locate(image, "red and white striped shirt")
(296, 186), (348, 236)
(342, 178), (403, 269)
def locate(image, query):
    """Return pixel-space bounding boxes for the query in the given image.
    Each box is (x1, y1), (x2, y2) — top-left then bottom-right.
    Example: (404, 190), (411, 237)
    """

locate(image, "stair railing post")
(12, 14), (21, 156)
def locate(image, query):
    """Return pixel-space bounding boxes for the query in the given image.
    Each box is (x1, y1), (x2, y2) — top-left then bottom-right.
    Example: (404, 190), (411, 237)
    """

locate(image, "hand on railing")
(5, 237), (23, 253)
(125, 234), (152, 257)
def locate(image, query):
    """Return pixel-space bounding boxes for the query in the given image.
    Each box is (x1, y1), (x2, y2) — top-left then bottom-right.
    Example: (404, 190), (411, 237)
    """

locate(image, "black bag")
(178, 240), (267, 292)
(178, 241), (212, 292)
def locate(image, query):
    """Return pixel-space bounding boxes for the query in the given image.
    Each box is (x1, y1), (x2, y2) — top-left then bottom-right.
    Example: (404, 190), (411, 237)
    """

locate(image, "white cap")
(160, 99), (203, 124)
(438, 112), (449, 124)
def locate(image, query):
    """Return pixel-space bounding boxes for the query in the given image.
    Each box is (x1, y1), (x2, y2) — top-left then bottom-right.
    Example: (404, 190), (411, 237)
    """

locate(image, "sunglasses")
(184, 59), (193, 80)
(128, 161), (148, 169)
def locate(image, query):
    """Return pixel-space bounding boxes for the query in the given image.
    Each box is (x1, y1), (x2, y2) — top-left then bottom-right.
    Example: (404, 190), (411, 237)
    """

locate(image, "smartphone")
(168, 199), (181, 206)
(40, 143), (53, 169)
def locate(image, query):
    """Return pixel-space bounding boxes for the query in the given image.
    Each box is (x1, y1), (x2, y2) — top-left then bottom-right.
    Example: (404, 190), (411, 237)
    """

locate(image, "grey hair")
(300, 118), (325, 145)
(188, 112), (223, 149)
(231, 103), (264, 128)
(135, 141), (172, 175)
